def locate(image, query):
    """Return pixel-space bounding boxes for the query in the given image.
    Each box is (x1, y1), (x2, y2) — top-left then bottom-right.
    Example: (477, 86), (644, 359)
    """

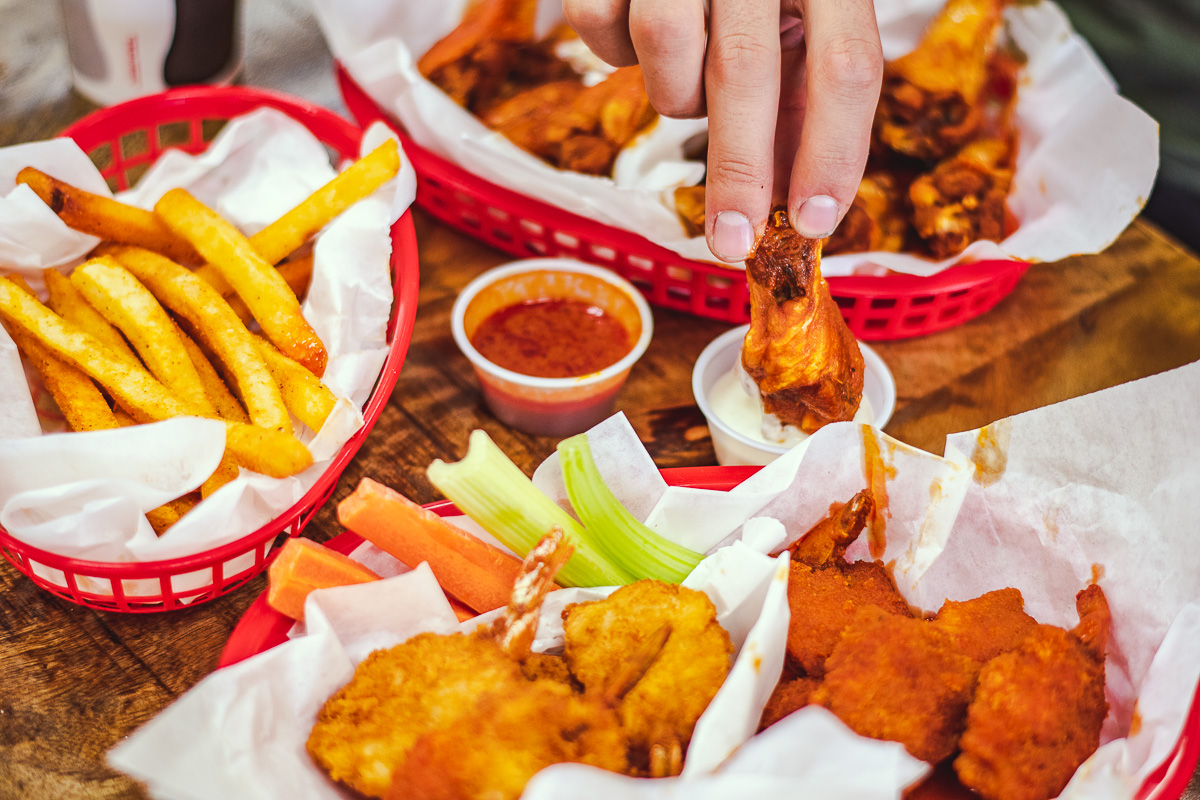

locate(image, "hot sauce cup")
(451, 258), (654, 437)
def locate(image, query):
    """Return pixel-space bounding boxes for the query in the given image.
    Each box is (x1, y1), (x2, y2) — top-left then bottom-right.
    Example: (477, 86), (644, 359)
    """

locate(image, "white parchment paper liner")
(0, 109), (418, 595)
(311, 0), (1157, 275)
(111, 359), (1200, 799)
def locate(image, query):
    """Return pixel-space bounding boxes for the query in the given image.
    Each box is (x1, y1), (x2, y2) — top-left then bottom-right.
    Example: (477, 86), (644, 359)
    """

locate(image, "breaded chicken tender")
(561, 581), (733, 768)
(307, 632), (526, 797)
(386, 680), (628, 800)
(814, 606), (979, 764)
(785, 558), (913, 677)
(931, 588), (1037, 664)
(954, 586), (1110, 800)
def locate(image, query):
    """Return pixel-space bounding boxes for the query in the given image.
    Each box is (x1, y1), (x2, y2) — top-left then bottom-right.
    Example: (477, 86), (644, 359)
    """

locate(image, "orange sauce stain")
(1043, 505), (1059, 543)
(971, 420), (1010, 487)
(1091, 563), (1105, 585)
(1130, 704), (1142, 736)
(862, 426), (895, 559)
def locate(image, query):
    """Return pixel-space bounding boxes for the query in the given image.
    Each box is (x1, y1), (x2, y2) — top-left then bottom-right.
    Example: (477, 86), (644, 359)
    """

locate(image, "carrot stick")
(337, 477), (527, 614)
(267, 538), (381, 621)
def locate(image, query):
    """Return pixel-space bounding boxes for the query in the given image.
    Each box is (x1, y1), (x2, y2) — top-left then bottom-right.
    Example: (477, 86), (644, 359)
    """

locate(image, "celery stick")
(557, 433), (704, 583)
(427, 430), (631, 588)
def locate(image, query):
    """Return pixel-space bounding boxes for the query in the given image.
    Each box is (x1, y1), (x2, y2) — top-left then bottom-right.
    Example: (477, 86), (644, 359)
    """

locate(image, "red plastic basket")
(0, 86), (420, 613)
(335, 65), (1028, 341)
(217, 465), (1200, 799)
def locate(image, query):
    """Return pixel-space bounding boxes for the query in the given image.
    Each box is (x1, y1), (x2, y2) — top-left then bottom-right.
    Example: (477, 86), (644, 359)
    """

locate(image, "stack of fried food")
(307, 527), (734, 799)
(674, 0), (1020, 261)
(0, 140), (401, 534)
(761, 491), (1111, 800)
(418, 0), (656, 176)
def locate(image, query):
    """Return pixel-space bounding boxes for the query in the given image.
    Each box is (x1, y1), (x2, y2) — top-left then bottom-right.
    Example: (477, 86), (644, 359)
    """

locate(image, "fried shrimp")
(562, 581), (733, 772)
(386, 681), (628, 800)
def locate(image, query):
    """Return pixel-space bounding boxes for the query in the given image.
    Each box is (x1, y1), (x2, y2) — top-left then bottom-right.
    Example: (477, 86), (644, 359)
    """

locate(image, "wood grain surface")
(1, 1), (1198, 798)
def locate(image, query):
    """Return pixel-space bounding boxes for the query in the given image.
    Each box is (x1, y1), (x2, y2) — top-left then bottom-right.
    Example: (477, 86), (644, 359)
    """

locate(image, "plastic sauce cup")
(452, 258), (654, 437)
(692, 324), (896, 466)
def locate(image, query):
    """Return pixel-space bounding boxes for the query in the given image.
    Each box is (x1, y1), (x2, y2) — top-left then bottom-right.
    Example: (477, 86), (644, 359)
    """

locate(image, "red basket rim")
(333, 62), (1030, 298)
(0, 87), (420, 583)
(215, 462), (1200, 798)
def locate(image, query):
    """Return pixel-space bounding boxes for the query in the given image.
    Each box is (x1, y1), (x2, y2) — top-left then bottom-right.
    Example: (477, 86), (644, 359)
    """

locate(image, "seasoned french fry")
(201, 453), (240, 498)
(107, 246), (291, 435)
(43, 267), (141, 366)
(223, 422), (313, 478)
(252, 333), (337, 432)
(155, 189), (329, 377)
(0, 274), (195, 423)
(2, 275), (118, 432)
(197, 254), (314, 322)
(16, 167), (202, 264)
(176, 324), (250, 424)
(70, 257), (216, 418)
(249, 138), (400, 266)
(146, 495), (199, 536)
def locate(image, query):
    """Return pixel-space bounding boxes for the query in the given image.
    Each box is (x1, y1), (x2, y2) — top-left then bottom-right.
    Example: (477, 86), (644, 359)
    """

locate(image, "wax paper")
(109, 359), (1200, 799)
(311, 0), (1157, 274)
(0, 109), (417, 592)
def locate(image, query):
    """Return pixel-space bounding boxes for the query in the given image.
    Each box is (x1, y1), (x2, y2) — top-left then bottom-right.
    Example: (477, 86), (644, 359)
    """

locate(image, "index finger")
(787, 0), (883, 238)
(703, 0), (781, 262)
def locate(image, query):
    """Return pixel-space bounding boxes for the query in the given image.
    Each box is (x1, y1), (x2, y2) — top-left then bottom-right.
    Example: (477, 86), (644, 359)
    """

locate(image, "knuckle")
(813, 36), (884, 95)
(708, 31), (775, 85)
(564, 0), (625, 37)
(629, 5), (694, 57)
(707, 154), (769, 191)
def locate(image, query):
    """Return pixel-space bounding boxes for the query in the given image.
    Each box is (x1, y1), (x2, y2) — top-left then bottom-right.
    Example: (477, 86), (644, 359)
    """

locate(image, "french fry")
(145, 495), (199, 536)
(15, 167), (201, 264)
(201, 453), (240, 498)
(43, 267), (140, 366)
(155, 188), (328, 377)
(70, 257), (217, 418)
(106, 246), (292, 435)
(248, 138), (400, 266)
(2, 275), (119, 432)
(252, 333), (337, 432)
(223, 422), (312, 478)
(198, 254), (314, 323)
(177, 325), (250, 424)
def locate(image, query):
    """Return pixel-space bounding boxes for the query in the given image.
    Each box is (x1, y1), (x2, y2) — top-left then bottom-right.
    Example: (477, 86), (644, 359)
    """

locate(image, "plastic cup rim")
(451, 257), (655, 390)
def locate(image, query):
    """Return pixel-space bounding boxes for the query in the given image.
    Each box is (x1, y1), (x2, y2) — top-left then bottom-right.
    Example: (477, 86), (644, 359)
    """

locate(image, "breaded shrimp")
(561, 580), (733, 772)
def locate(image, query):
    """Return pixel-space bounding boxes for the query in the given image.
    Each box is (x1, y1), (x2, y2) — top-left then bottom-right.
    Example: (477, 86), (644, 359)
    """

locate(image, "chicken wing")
(954, 586), (1111, 800)
(875, 0), (1010, 160)
(758, 671), (822, 731)
(785, 490), (876, 568)
(813, 605), (980, 764)
(561, 580), (733, 772)
(910, 137), (1014, 258)
(741, 209), (865, 433)
(825, 172), (910, 255)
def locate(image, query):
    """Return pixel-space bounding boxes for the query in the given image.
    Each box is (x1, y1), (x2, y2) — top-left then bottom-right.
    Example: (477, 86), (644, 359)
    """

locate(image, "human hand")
(563, 0), (883, 262)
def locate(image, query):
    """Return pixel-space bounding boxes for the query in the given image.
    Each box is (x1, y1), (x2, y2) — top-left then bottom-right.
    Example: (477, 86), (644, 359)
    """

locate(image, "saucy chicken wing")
(875, 0), (1010, 160)
(954, 586), (1111, 800)
(931, 587), (1037, 665)
(825, 172), (910, 255)
(741, 209), (865, 433)
(910, 137), (1014, 258)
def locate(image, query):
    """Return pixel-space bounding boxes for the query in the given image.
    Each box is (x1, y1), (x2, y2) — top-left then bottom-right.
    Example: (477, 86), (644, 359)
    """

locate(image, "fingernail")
(711, 210), (754, 262)
(794, 195), (840, 238)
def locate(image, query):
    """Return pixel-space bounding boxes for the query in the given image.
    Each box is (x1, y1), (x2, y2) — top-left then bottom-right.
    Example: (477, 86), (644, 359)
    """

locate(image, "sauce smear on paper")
(471, 299), (631, 378)
(862, 426), (895, 559)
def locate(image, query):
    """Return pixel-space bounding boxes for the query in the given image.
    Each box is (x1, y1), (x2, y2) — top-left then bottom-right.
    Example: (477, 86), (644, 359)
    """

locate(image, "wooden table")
(2, 1), (1199, 797)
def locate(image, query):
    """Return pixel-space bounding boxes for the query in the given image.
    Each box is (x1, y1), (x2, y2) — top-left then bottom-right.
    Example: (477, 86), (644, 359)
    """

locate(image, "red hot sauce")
(470, 298), (633, 378)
